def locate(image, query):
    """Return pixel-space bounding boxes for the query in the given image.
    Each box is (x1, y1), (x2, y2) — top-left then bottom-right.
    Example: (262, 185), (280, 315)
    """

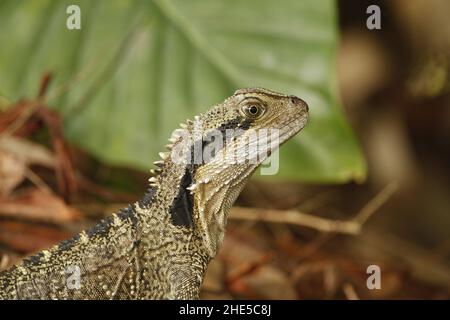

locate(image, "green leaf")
(0, 0), (366, 183)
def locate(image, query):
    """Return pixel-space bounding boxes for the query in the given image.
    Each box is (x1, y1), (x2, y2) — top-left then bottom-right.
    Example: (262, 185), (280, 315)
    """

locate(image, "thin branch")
(231, 207), (362, 234)
(342, 283), (359, 300)
(0, 72), (52, 138)
(24, 167), (53, 194)
(0, 254), (9, 271)
(38, 72), (52, 98)
(354, 181), (399, 225)
(230, 182), (399, 235)
(0, 101), (41, 139)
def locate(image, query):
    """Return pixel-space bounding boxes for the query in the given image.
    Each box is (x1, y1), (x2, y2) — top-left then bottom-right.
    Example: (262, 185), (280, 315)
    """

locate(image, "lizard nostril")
(289, 95), (308, 112)
(289, 95), (302, 104)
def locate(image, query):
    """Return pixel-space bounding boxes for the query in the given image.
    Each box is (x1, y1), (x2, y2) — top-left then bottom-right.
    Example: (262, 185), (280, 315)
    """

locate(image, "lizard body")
(0, 88), (308, 299)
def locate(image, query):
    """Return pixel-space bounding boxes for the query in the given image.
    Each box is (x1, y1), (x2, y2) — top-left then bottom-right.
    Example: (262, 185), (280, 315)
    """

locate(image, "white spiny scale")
(112, 213), (122, 227)
(168, 137), (177, 143)
(42, 249), (51, 260)
(150, 168), (162, 175)
(159, 152), (169, 160)
(80, 231), (89, 244)
(153, 160), (164, 167)
(149, 177), (158, 183)
(186, 119), (194, 125)
(171, 129), (184, 139)
(186, 183), (197, 192)
(180, 123), (187, 129)
(166, 144), (173, 151)
(171, 133), (179, 139)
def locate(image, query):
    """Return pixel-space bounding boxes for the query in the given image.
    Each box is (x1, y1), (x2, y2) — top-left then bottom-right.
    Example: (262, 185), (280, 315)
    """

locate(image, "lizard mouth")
(278, 112), (309, 146)
(240, 113), (308, 166)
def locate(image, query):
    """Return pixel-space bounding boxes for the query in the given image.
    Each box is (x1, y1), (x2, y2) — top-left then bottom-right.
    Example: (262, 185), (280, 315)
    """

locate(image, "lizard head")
(226, 87), (309, 144)
(186, 88), (309, 256)
(155, 88), (309, 257)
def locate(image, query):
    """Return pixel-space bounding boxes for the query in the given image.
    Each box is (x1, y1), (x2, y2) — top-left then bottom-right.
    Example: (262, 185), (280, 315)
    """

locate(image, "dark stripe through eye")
(168, 116), (253, 228)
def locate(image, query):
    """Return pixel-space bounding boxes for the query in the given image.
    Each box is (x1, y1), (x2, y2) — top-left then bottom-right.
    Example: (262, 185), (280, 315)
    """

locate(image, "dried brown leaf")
(0, 220), (73, 253)
(229, 265), (297, 299)
(0, 150), (26, 195)
(0, 189), (81, 223)
(0, 135), (55, 168)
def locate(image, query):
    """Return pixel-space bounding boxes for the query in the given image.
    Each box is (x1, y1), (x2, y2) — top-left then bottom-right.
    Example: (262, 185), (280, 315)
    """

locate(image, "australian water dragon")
(0, 88), (309, 299)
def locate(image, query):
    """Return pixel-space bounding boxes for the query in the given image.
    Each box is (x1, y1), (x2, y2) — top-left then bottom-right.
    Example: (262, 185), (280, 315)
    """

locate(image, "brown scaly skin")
(0, 88), (308, 299)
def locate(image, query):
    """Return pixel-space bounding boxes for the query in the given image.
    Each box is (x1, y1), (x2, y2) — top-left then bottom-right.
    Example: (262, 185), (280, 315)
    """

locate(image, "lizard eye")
(241, 103), (265, 119)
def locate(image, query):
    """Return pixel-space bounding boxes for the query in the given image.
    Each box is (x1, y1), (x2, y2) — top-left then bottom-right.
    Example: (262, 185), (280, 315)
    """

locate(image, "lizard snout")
(289, 95), (309, 112)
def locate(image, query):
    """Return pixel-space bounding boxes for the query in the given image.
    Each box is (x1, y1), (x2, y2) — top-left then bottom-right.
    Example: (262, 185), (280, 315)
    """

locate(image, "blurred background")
(0, 0), (449, 299)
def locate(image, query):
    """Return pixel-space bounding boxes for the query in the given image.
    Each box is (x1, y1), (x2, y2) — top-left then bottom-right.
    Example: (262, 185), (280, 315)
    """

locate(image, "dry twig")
(230, 182), (399, 235)
(342, 283), (359, 300)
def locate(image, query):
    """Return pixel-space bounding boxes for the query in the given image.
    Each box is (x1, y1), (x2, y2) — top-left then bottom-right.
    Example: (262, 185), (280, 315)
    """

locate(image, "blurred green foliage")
(0, 0), (366, 182)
